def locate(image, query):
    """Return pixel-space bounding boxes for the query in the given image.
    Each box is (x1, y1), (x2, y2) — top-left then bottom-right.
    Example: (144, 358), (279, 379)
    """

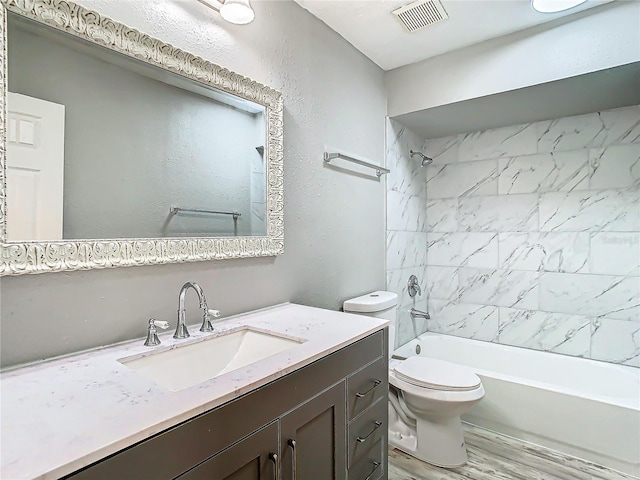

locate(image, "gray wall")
(8, 20), (264, 239)
(0, 0), (387, 367)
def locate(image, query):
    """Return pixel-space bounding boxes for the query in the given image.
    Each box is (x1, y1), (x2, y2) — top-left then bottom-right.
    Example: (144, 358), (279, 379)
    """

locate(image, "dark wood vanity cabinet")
(280, 382), (347, 480)
(177, 422), (279, 480)
(65, 329), (388, 480)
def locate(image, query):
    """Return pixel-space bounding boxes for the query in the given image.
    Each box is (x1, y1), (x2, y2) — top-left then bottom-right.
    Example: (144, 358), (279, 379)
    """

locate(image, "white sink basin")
(119, 327), (306, 391)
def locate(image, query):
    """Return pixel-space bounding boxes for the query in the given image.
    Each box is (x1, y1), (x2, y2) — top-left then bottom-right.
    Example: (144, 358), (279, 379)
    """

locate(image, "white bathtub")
(394, 332), (640, 477)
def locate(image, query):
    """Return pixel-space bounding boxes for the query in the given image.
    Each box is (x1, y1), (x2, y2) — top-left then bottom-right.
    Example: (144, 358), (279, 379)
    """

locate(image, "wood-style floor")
(388, 424), (638, 480)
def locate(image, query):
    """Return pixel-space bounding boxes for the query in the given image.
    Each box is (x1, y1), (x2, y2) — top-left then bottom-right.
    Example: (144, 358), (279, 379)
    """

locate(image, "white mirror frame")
(0, 0), (284, 276)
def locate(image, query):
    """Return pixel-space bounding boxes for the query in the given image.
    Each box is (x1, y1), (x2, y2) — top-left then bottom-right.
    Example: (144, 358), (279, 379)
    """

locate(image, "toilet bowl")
(343, 291), (484, 468)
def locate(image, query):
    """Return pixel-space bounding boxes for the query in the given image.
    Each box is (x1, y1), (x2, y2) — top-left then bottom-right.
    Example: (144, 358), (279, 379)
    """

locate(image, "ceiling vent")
(392, 0), (449, 33)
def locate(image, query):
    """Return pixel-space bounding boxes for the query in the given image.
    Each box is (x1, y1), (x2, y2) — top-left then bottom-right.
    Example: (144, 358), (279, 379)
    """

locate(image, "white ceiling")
(292, 0), (612, 71)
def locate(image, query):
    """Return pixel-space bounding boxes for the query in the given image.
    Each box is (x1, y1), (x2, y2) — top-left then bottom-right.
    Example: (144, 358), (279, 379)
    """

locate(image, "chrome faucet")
(174, 281), (221, 339)
(410, 307), (430, 320)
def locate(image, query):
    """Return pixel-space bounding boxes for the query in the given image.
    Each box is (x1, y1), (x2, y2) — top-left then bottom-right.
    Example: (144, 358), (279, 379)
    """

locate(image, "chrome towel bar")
(170, 207), (241, 220)
(324, 152), (390, 177)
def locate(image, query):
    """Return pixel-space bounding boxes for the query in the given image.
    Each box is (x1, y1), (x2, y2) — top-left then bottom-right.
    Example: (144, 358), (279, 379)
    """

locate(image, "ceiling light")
(531, 0), (588, 13)
(197, 0), (255, 25)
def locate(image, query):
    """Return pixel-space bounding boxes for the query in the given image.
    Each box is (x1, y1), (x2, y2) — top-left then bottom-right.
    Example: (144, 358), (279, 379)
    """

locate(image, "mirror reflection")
(6, 14), (267, 242)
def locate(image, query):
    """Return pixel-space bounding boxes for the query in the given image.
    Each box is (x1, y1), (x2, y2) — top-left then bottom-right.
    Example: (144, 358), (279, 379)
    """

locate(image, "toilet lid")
(393, 357), (481, 391)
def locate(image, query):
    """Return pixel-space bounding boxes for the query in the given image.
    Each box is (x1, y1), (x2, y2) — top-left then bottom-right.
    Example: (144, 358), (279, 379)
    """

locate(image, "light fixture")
(531, 0), (588, 13)
(197, 0), (255, 25)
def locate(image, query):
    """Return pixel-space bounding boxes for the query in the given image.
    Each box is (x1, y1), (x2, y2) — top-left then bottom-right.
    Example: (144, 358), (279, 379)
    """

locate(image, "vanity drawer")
(348, 438), (384, 480)
(348, 356), (387, 421)
(348, 398), (386, 468)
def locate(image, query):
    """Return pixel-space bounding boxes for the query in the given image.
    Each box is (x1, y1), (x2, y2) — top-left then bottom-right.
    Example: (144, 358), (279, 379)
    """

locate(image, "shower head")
(410, 150), (433, 167)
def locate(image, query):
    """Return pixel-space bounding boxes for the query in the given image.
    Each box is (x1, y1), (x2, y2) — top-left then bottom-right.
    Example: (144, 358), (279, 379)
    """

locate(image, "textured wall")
(0, 0), (387, 367)
(422, 105), (639, 366)
(385, 118), (429, 348)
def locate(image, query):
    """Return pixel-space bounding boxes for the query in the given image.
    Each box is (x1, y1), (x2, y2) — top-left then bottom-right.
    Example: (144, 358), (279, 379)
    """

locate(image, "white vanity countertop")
(0, 303), (388, 480)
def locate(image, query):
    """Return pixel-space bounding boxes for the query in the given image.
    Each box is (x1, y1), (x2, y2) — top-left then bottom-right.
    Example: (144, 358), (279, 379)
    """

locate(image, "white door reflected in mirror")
(7, 92), (65, 241)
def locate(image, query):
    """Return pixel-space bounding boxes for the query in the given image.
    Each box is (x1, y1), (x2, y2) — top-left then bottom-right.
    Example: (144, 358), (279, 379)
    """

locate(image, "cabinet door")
(176, 422), (279, 480)
(280, 382), (347, 480)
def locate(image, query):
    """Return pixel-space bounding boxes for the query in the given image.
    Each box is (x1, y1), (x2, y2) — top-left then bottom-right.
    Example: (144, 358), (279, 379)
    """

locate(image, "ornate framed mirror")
(0, 0), (284, 276)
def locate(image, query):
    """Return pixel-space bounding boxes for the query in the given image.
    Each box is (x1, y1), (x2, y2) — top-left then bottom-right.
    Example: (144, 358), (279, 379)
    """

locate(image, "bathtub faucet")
(410, 307), (430, 320)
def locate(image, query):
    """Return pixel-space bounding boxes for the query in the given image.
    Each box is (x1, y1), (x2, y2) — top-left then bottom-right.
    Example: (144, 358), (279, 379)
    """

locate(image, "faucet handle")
(152, 319), (170, 329)
(408, 275), (422, 297)
(200, 309), (222, 332)
(144, 318), (169, 347)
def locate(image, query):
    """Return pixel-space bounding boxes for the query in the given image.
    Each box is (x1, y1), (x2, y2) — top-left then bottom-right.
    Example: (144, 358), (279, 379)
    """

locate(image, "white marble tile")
(386, 231), (428, 271)
(426, 160), (498, 199)
(426, 198), (458, 232)
(415, 298), (431, 337)
(591, 318), (640, 367)
(427, 232), (498, 268)
(539, 189), (640, 232)
(396, 299), (431, 347)
(428, 300), (499, 341)
(537, 111), (606, 153)
(537, 106), (640, 153)
(387, 266), (429, 308)
(599, 105), (640, 145)
(590, 233), (640, 277)
(458, 123), (537, 162)
(251, 171), (265, 199)
(589, 144), (640, 190)
(426, 266), (460, 302)
(458, 268), (539, 310)
(498, 151), (589, 194)
(458, 194), (539, 232)
(423, 134), (460, 165)
(539, 273), (640, 321)
(387, 190), (428, 232)
(396, 305), (416, 347)
(499, 232), (590, 273)
(386, 118), (428, 197)
(498, 308), (591, 357)
(251, 151), (264, 174)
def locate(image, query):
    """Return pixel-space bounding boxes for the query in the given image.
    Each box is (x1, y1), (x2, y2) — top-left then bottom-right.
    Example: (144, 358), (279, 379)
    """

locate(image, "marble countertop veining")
(0, 303), (388, 480)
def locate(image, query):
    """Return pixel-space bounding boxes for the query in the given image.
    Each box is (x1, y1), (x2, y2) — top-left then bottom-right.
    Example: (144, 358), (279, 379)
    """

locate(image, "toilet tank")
(343, 291), (398, 352)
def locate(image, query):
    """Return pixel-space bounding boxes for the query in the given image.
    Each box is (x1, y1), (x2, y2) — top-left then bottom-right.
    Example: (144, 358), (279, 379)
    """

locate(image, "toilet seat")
(393, 357), (481, 392)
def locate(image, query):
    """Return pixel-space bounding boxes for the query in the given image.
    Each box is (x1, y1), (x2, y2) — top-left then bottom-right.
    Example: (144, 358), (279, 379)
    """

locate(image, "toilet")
(343, 291), (485, 468)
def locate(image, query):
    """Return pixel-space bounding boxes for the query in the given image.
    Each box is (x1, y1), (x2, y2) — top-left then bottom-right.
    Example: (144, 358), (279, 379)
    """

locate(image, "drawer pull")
(288, 439), (297, 480)
(363, 461), (381, 480)
(268, 452), (279, 480)
(355, 379), (382, 398)
(356, 421), (383, 443)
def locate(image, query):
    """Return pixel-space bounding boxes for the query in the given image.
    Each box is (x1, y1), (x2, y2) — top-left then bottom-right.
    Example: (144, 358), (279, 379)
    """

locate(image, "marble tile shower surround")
(394, 105), (639, 367)
(386, 119), (430, 348)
